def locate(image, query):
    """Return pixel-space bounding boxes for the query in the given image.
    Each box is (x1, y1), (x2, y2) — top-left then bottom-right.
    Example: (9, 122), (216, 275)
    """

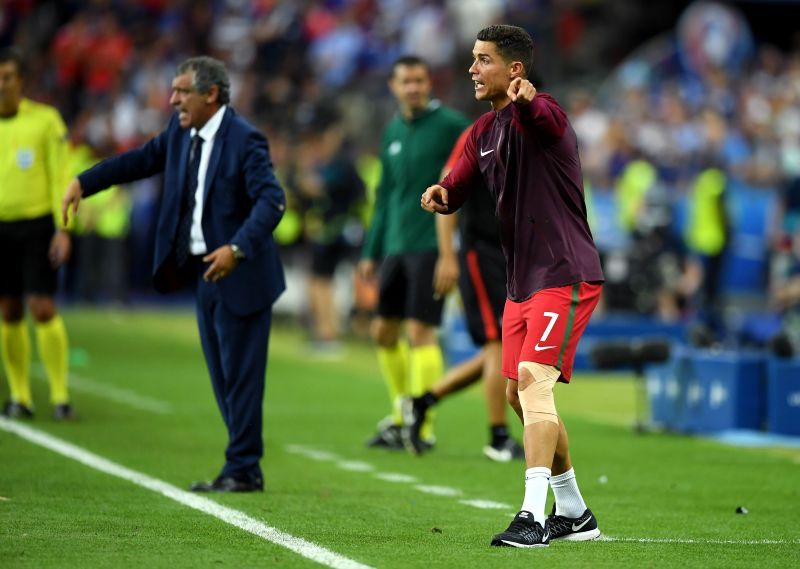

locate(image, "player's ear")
(509, 61), (524, 80)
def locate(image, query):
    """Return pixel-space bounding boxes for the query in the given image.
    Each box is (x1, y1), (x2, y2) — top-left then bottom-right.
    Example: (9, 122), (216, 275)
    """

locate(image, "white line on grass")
(32, 365), (173, 414)
(0, 419), (372, 569)
(458, 499), (514, 510)
(373, 472), (418, 483)
(600, 536), (800, 545)
(415, 485), (463, 497)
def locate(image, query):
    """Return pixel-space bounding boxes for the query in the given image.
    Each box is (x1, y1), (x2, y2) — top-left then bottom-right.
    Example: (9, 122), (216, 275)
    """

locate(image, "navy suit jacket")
(78, 108), (286, 316)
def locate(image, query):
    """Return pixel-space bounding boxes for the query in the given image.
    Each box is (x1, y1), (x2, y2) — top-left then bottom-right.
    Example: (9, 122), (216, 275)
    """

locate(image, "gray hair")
(176, 56), (231, 105)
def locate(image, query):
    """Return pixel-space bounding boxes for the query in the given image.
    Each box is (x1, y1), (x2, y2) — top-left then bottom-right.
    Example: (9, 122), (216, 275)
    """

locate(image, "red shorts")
(502, 282), (602, 383)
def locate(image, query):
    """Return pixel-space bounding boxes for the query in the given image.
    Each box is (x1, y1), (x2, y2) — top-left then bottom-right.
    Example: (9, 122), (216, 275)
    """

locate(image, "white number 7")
(540, 311), (559, 342)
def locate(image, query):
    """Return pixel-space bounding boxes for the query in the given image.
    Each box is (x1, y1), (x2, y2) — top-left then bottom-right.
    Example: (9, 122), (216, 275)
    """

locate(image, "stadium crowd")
(2, 0), (799, 349)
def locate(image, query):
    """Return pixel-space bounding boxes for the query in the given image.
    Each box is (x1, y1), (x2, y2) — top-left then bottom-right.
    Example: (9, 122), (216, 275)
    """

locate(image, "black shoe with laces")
(490, 510), (550, 548)
(2, 400), (34, 419)
(546, 503), (601, 541)
(483, 438), (525, 462)
(53, 403), (76, 421)
(401, 396), (432, 455)
(365, 420), (404, 450)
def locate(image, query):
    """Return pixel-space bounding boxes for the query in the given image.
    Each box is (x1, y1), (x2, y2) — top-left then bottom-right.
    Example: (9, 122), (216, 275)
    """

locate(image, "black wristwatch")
(230, 243), (245, 260)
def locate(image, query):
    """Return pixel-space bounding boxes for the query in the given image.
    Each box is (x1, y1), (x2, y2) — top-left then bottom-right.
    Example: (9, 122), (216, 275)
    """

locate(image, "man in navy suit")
(62, 56), (286, 493)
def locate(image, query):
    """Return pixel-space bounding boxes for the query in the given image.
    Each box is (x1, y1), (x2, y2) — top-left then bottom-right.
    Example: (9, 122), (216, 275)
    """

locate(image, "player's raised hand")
(62, 178), (83, 226)
(421, 184), (449, 213)
(508, 77), (536, 105)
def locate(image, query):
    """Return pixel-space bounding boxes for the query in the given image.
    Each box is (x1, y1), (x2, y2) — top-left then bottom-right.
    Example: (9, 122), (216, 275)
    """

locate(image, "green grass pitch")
(1, 307), (798, 568)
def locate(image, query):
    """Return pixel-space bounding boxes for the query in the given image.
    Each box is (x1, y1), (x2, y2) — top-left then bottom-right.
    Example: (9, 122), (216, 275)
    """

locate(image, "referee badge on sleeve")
(16, 149), (34, 170)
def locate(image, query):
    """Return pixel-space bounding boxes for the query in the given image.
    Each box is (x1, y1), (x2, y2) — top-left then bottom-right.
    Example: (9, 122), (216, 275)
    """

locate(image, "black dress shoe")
(189, 475), (263, 493)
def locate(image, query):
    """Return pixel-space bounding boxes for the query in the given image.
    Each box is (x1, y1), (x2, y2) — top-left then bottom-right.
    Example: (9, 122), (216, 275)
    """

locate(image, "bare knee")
(406, 319), (436, 347)
(371, 318), (401, 347)
(1, 297), (25, 322)
(27, 296), (57, 323)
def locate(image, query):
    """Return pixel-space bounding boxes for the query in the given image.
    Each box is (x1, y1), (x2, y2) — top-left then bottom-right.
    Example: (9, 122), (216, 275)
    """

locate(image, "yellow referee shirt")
(0, 98), (69, 227)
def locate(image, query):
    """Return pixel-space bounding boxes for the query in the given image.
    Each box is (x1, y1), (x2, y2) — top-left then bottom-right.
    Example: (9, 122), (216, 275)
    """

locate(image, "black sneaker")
(2, 400), (34, 419)
(53, 403), (76, 421)
(401, 396), (431, 455)
(483, 438), (525, 462)
(365, 420), (404, 450)
(490, 510), (550, 548)
(547, 503), (600, 541)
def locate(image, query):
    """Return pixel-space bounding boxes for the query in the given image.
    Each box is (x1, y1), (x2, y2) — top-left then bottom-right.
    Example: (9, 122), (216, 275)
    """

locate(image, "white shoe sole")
(552, 528), (601, 541)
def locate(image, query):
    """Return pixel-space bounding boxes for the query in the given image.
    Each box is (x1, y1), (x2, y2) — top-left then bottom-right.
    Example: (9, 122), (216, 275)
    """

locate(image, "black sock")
(419, 391), (438, 410)
(490, 424), (509, 446)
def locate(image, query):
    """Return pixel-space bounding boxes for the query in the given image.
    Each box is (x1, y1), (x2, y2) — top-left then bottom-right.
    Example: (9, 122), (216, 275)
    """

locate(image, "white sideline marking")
(459, 499), (513, 510)
(600, 535), (799, 545)
(284, 445), (340, 462)
(337, 461), (374, 472)
(32, 366), (173, 414)
(0, 419), (372, 569)
(415, 485), (462, 497)
(373, 473), (417, 483)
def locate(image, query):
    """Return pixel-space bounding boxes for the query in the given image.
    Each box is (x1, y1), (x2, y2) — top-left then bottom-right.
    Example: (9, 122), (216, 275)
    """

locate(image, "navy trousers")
(195, 274), (271, 481)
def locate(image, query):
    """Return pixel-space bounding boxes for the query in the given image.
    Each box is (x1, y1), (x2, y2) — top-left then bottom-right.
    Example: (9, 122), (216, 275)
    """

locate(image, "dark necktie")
(175, 134), (204, 267)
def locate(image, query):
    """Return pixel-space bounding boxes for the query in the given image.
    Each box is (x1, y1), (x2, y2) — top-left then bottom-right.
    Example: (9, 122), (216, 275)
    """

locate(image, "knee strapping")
(517, 361), (560, 425)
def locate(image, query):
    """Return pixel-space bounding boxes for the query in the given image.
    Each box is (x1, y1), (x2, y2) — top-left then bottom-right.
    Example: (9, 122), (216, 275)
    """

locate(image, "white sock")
(550, 468), (587, 518)
(520, 467), (551, 525)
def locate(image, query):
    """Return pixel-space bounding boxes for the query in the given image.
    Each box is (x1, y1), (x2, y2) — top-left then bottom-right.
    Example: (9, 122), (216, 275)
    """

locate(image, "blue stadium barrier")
(646, 349), (767, 433)
(766, 357), (800, 436)
(689, 351), (766, 432)
(644, 345), (693, 429)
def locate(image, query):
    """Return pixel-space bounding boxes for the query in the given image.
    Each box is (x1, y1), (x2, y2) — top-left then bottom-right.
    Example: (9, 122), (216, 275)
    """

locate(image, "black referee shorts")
(0, 215), (59, 296)
(458, 241), (506, 346)
(377, 250), (444, 326)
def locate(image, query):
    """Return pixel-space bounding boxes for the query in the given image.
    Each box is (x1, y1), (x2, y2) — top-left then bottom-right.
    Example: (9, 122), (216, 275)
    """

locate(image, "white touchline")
(600, 536), (799, 545)
(31, 365), (173, 415)
(415, 485), (462, 497)
(0, 419), (373, 569)
(458, 499), (514, 510)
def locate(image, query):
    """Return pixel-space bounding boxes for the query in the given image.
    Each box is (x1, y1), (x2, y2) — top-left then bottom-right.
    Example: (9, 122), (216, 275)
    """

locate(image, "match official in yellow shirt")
(0, 47), (73, 420)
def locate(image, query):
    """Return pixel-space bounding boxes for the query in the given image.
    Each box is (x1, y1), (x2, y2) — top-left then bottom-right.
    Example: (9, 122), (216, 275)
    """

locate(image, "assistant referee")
(0, 47), (73, 420)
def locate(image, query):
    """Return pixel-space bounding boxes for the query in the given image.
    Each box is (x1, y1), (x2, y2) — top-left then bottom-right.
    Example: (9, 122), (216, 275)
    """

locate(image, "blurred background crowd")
(3, 0), (800, 354)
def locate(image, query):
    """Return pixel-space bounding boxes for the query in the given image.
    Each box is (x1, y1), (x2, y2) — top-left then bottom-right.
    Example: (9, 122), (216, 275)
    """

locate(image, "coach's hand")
(508, 77), (536, 105)
(62, 178), (83, 226)
(421, 184), (449, 214)
(203, 245), (239, 282)
(49, 230), (71, 268)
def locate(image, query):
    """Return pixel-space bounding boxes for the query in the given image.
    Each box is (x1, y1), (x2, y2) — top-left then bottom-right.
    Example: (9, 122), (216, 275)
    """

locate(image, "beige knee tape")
(517, 361), (560, 425)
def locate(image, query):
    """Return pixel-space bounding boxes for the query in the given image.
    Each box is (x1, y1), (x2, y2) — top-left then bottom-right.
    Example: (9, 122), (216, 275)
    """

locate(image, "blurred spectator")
(292, 113), (365, 353)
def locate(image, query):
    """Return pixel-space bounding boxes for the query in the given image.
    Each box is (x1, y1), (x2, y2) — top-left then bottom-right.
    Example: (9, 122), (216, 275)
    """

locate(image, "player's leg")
(366, 255), (409, 448)
(482, 340), (524, 460)
(405, 318), (442, 448)
(308, 240), (342, 349)
(28, 296), (69, 411)
(405, 251), (445, 449)
(0, 220), (32, 416)
(546, 416), (599, 540)
(0, 295), (33, 416)
(24, 217), (71, 418)
(517, 282), (602, 541)
(402, 347), (482, 454)
(491, 299), (551, 547)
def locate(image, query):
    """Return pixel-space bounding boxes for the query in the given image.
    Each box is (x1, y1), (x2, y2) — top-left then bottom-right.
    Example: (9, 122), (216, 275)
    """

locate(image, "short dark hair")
(0, 47), (25, 77)
(476, 25), (533, 77)
(176, 56), (231, 105)
(390, 55), (430, 78)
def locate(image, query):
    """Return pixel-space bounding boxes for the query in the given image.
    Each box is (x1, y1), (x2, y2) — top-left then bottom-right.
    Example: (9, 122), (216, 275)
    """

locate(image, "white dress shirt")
(188, 105), (227, 255)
